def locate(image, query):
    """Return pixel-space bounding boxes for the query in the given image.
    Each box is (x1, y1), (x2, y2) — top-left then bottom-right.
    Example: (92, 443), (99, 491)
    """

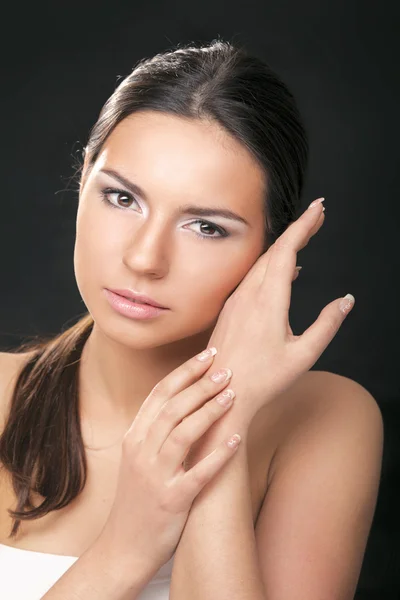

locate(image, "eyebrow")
(99, 168), (251, 226)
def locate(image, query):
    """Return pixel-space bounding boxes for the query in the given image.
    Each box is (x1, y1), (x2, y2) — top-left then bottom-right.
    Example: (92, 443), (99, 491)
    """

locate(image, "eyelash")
(99, 187), (229, 241)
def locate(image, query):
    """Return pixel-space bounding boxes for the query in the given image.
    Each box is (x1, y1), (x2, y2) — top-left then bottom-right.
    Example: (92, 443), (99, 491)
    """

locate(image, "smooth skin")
(0, 110), (383, 600)
(170, 196), (383, 599)
(74, 111), (267, 441)
(96, 349), (243, 580)
(204, 196), (353, 419)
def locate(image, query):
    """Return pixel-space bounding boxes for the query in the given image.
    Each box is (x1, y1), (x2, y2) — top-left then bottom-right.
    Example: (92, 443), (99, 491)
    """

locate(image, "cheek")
(183, 248), (257, 313)
(73, 206), (116, 292)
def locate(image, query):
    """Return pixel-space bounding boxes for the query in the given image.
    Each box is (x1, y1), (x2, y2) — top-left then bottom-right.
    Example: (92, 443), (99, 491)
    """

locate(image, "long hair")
(0, 38), (309, 538)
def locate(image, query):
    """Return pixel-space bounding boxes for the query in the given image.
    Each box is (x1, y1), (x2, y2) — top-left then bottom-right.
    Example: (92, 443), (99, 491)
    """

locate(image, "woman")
(0, 39), (383, 599)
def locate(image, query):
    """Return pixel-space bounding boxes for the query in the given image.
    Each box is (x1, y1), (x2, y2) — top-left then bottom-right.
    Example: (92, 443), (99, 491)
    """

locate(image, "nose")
(122, 215), (171, 277)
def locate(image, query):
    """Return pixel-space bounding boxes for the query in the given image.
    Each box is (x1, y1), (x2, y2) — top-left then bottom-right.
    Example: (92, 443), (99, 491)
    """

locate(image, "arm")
(41, 536), (153, 600)
(253, 372), (384, 599)
(170, 372), (383, 600)
(170, 406), (267, 600)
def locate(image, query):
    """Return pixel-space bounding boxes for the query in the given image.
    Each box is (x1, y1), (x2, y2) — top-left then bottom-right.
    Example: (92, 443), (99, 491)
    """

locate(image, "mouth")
(104, 289), (168, 320)
(121, 296), (151, 305)
(106, 289), (168, 309)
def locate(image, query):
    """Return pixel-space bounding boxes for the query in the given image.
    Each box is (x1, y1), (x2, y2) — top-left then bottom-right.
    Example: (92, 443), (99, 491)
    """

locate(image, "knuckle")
(191, 468), (207, 488)
(270, 241), (292, 271)
(169, 425), (189, 447)
(157, 402), (177, 422)
(273, 236), (291, 252)
(184, 359), (200, 377)
(324, 309), (341, 335)
(191, 375), (212, 398)
(150, 381), (167, 399)
(326, 317), (340, 335)
(158, 488), (176, 512)
(200, 374), (215, 392)
(207, 399), (223, 419)
(121, 431), (139, 452)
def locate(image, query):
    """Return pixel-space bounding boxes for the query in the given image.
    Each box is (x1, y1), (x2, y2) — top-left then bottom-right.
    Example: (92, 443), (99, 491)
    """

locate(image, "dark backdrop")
(1, 1), (399, 597)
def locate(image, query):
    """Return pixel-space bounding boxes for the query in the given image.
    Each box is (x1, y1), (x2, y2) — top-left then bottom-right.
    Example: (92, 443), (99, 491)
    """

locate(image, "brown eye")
(186, 219), (228, 240)
(199, 222), (218, 236)
(100, 188), (139, 210)
(115, 193), (134, 208)
(100, 188), (229, 241)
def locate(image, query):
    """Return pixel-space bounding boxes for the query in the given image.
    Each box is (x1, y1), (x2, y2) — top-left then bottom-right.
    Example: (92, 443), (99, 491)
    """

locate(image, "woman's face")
(74, 111), (267, 349)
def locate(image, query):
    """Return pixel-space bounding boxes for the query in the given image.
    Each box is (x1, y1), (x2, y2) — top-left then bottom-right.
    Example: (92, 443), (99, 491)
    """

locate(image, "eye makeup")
(99, 187), (230, 241)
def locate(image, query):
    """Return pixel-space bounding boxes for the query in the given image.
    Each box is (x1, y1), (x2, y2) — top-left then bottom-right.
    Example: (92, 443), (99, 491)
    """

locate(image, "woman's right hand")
(95, 347), (240, 581)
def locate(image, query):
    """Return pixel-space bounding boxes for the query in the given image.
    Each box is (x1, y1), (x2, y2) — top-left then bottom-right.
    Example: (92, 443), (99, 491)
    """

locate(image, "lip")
(107, 289), (168, 309)
(104, 289), (168, 320)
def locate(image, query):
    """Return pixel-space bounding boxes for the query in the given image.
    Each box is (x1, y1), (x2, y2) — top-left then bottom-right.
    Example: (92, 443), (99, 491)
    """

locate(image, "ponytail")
(0, 314), (93, 538)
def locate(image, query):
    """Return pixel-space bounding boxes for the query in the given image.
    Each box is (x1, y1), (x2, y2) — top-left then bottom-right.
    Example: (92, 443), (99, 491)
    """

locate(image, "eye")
(186, 220), (228, 240)
(100, 188), (138, 209)
(99, 187), (229, 241)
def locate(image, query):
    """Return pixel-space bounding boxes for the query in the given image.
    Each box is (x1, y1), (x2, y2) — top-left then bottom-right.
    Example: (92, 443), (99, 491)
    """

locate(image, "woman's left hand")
(205, 197), (355, 423)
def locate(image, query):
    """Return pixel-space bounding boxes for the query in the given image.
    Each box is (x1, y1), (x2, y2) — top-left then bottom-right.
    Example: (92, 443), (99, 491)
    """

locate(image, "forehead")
(95, 111), (266, 216)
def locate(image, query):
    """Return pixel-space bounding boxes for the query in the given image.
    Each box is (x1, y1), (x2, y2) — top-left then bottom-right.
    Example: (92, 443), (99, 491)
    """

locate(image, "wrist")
(90, 532), (155, 596)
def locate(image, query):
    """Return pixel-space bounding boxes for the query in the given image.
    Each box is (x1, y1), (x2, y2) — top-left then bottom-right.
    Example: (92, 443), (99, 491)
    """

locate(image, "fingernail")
(196, 347), (218, 361)
(216, 389), (236, 406)
(293, 266), (302, 281)
(339, 293), (355, 314)
(227, 434), (241, 449)
(308, 197), (325, 209)
(210, 368), (232, 383)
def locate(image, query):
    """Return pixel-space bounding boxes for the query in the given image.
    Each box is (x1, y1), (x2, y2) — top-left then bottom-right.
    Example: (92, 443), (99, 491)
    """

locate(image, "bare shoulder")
(253, 373), (384, 595)
(267, 369), (384, 485)
(0, 350), (36, 434)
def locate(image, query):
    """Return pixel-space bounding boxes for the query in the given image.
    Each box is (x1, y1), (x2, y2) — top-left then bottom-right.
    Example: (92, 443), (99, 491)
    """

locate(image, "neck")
(78, 322), (215, 448)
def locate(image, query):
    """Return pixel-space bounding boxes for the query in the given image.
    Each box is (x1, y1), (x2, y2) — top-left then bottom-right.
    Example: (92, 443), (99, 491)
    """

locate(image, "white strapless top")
(0, 543), (173, 599)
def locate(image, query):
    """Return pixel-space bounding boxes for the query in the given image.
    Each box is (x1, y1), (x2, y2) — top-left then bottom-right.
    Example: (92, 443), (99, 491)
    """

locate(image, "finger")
(232, 201), (325, 296)
(145, 367), (233, 455)
(303, 207), (325, 248)
(260, 199), (325, 333)
(296, 294), (355, 369)
(159, 389), (236, 468)
(292, 266), (302, 282)
(127, 348), (218, 439)
(284, 207), (325, 254)
(181, 434), (241, 500)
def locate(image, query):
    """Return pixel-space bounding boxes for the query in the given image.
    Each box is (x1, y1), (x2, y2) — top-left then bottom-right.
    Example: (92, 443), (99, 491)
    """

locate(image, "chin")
(89, 309), (195, 353)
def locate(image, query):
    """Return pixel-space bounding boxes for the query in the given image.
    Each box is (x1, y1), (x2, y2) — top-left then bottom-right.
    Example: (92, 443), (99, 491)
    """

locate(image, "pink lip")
(107, 288), (167, 309)
(104, 289), (168, 320)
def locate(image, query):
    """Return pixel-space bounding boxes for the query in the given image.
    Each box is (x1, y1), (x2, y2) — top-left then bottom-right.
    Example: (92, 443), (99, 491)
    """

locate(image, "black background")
(1, 1), (399, 597)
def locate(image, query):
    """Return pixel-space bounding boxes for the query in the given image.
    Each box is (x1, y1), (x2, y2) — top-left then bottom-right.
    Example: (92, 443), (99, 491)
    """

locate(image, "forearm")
(170, 410), (266, 600)
(41, 537), (151, 600)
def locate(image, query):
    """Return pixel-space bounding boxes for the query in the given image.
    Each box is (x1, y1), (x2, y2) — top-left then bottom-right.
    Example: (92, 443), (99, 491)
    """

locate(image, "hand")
(206, 197), (355, 421)
(96, 349), (241, 582)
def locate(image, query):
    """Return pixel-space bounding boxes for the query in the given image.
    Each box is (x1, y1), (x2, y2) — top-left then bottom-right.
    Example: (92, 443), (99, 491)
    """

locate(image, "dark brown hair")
(0, 38), (309, 538)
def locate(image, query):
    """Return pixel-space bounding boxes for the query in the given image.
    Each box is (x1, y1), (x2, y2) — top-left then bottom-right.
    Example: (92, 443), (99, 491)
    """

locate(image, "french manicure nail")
(196, 347), (218, 361)
(227, 434), (241, 449)
(293, 266), (302, 282)
(211, 368), (232, 383)
(339, 293), (355, 314)
(308, 197), (325, 209)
